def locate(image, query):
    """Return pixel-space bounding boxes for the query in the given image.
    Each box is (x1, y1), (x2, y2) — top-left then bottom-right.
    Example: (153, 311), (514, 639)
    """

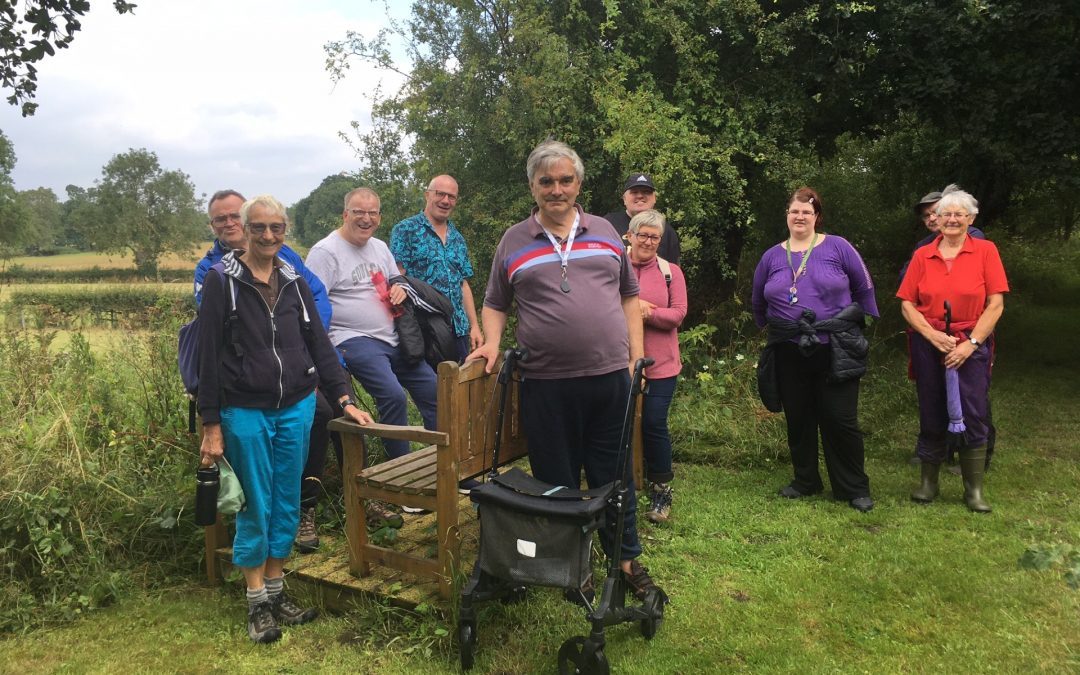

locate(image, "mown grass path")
(1, 296), (1077, 674)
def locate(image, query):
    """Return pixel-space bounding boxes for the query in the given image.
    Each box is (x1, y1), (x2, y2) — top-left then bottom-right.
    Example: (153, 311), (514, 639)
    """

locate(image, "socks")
(246, 586), (269, 609)
(265, 576), (284, 600)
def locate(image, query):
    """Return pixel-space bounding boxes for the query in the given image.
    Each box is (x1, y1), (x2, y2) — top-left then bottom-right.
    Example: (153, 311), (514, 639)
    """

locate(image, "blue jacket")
(193, 240), (332, 329)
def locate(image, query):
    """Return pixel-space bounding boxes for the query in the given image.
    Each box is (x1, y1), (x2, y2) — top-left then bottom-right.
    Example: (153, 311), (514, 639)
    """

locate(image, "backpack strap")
(656, 256), (672, 288)
(211, 261), (244, 357)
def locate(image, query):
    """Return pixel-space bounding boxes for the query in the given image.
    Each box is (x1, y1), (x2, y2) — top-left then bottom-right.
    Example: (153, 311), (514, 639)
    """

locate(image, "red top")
(897, 234), (1009, 329)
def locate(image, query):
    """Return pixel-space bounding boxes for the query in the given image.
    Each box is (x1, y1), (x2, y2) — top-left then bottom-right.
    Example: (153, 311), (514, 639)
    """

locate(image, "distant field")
(4, 244), (211, 271)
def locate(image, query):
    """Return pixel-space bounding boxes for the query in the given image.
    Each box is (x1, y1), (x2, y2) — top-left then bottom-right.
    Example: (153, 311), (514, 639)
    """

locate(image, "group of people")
(193, 140), (686, 643)
(192, 135), (1007, 644)
(753, 184), (1007, 515)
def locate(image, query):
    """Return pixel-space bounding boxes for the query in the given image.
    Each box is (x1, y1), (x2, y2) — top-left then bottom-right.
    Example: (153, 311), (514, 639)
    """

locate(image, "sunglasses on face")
(247, 222), (286, 235)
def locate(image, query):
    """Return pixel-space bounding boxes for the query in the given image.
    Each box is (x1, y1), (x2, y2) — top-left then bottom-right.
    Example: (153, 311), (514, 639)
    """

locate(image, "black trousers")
(300, 387), (345, 508)
(520, 369), (641, 561)
(775, 342), (870, 500)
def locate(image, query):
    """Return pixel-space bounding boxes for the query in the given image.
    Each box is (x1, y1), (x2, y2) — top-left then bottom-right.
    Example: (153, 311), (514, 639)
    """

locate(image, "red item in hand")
(372, 270), (404, 318)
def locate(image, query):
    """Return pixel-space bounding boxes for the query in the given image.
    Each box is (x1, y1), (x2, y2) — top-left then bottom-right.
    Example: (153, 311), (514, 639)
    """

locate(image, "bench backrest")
(436, 357), (527, 480)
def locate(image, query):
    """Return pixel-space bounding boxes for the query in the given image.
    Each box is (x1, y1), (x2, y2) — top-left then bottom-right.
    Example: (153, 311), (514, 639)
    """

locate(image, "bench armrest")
(328, 418), (449, 446)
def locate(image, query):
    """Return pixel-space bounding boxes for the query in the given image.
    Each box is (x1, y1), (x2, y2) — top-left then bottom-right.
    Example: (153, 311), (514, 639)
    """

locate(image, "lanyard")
(539, 211), (581, 293)
(784, 232), (819, 305)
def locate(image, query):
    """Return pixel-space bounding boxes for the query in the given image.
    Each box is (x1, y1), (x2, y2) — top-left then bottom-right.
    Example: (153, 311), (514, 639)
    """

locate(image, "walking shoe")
(778, 484), (822, 499)
(271, 592), (319, 626)
(294, 507), (319, 553)
(247, 601), (282, 644)
(623, 559), (665, 602)
(458, 478), (483, 495)
(647, 482), (673, 524)
(563, 574), (595, 609)
(365, 501), (404, 529)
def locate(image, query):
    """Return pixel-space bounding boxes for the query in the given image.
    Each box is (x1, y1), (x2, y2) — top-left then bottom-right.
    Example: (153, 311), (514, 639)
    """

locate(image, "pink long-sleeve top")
(631, 256), (687, 379)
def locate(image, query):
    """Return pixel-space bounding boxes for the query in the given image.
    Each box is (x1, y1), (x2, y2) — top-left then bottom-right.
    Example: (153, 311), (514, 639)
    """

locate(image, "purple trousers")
(910, 332), (994, 463)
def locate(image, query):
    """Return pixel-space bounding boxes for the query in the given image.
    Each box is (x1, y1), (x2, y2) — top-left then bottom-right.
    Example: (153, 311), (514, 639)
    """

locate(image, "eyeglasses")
(634, 232), (661, 243)
(211, 212), (241, 226)
(939, 212), (970, 220)
(787, 209), (815, 217)
(247, 222), (286, 235)
(348, 208), (381, 218)
(426, 189), (458, 203)
(536, 175), (577, 188)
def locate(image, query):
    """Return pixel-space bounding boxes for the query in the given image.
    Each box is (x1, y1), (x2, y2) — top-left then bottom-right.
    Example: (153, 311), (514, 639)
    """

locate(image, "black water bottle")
(195, 464), (220, 526)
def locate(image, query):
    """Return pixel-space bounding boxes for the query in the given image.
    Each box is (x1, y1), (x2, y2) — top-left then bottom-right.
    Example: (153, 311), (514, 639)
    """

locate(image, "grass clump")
(0, 327), (202, 632)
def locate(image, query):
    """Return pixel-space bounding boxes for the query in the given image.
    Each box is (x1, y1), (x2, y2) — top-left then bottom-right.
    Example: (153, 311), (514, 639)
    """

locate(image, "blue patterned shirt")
(390, 212), (474, 336)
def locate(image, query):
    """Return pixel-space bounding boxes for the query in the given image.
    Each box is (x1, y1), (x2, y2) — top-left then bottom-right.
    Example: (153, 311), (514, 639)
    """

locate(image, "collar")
(924, 233), (976, 261)
(418, 211), (454, 234)
(221, 250), (298, 282)
(528, 204), (588, 239)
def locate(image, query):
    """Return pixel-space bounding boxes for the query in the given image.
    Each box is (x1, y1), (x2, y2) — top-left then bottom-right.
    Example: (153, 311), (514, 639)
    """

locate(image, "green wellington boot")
(959, 445), (992, 513)
(910, 462), (941, 503)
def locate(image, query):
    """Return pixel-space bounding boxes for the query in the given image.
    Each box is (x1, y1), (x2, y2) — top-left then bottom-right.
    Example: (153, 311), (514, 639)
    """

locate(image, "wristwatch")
(339, 397), (358, 411)
(968, 336), (980, 347)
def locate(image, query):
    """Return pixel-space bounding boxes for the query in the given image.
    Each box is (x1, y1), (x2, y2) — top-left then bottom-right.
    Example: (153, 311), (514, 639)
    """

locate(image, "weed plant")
(0, 325), (202, 632)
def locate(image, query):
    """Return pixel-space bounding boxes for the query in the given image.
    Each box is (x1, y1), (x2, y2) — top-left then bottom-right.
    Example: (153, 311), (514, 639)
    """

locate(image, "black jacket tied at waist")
(756, 302), (869, 412)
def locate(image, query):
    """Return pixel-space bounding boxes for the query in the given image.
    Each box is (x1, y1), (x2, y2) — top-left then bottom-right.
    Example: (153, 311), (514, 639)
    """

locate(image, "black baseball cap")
(623, 173), (656, 192)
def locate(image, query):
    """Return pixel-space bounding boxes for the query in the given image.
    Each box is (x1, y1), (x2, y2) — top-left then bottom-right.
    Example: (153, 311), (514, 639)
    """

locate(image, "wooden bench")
(328, 356), (526, 599)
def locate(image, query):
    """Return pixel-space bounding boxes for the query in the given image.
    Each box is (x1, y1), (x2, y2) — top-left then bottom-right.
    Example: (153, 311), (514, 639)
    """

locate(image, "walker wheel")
(501, 584), (527, 605)
(557, 636), (609, 675)
(458, 620), (477, 671)
(640, 589), (665, 639)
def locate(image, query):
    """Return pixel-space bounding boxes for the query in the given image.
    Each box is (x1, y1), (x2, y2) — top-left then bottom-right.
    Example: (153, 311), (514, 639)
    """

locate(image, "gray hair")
(240, 194), (289, 226)
(208, 189), (245, 216)
(936, 183), (979, 216)
(628, 209), (666, 236)
(343, 187), (380, 210)
(526, 139), (584, 184)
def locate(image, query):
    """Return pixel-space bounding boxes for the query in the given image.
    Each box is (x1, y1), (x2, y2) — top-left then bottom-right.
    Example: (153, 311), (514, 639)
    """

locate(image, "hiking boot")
(563, 574), (595, 609)
(365, 501), (404, 529)
(623, 559), (666, 602)
(294, 507), (319, 553)
(647, 482), (673, 524)
(272, 592), (319, 626)
(247, 601), (282, 644)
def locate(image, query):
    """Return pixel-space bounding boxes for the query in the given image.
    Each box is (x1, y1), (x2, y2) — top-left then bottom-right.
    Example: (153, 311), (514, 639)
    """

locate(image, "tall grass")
(0, 325), (202, 632)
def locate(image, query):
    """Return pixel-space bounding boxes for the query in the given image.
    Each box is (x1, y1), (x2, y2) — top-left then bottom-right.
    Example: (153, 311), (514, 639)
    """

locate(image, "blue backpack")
(178, 262), (236, 432)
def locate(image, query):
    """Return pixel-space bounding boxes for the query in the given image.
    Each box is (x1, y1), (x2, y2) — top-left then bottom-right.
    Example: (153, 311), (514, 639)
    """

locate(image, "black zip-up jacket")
(197, 252), (352, 425)
(390, 274), (457, 369)
(756, 302), (869, 413)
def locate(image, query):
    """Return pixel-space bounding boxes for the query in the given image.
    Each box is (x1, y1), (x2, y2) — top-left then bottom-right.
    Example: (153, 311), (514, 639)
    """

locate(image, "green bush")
(3, 287), (193, 328)
(0, 266), (192, 284)
(0, 327), (202, 633)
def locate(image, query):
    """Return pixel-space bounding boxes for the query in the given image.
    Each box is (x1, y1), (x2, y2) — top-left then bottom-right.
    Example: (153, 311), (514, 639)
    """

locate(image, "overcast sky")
(0, 0), (407, 206)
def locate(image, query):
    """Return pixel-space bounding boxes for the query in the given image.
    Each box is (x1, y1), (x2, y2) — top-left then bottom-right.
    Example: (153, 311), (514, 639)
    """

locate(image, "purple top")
(751, 234), (878, 338)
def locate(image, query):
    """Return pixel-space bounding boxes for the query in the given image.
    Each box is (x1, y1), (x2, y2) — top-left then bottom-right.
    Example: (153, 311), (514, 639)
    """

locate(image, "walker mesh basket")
(470, 467), (612, 589)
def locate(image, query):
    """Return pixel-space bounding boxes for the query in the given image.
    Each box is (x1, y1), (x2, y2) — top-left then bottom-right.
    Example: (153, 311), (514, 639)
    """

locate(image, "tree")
(14, 186), (61, 252)
(83, 148), (203, 278)
(291, 173), (359, 247)
(0, 130), (31, 260)
(328, 0), (1080, 312)
(57, 183), (95, 250)
(1, 0), (137, 116)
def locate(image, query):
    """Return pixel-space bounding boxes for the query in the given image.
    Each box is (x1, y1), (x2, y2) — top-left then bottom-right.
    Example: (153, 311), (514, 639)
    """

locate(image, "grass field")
(3, 245), (212, 272)
(1, 289), (1077, 672)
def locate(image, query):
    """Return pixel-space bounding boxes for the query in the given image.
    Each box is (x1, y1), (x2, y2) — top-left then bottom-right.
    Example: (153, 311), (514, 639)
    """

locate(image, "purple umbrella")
(943, 301), (966, 443)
